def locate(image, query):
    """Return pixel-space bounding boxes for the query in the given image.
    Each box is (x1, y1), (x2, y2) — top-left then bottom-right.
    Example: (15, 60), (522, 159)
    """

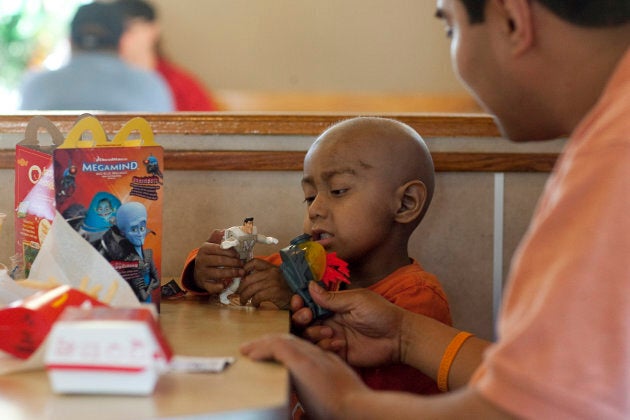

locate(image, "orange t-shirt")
(471, 49), (630, 419)
(360, 260), (452, 393)
(180, 249), (451, 394)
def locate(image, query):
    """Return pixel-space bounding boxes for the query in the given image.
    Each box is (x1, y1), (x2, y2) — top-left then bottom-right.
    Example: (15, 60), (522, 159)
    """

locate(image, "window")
(0, 0), (88, 110)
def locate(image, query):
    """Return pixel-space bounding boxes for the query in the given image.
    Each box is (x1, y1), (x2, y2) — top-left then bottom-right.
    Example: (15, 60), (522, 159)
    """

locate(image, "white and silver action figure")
(219, 217), (278, 305)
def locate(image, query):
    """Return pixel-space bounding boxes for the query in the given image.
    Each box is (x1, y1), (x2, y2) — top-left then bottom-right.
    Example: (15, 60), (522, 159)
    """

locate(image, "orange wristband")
(437, 331), (474, 392)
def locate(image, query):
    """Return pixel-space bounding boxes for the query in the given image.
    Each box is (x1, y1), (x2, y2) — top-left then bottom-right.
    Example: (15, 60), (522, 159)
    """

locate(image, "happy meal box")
(45, 306), (172, 395)
(53, 115), (164, 307)
(14, 116), (65, 277)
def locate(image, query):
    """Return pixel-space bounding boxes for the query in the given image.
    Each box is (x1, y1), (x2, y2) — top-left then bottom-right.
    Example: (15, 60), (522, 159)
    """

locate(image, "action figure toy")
(279, 233), (350, 320)
(219, 217), (278, 305)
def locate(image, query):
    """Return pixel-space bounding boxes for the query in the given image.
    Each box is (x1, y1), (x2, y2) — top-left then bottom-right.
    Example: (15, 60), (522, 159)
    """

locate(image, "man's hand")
(241, 333), (371, 419)
(292, 282), (406, 367)
(239, 258), (292, 309)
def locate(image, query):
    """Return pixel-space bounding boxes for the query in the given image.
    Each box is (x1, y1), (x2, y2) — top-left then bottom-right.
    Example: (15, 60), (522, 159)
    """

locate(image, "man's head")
(301, 117), (434, 263)
(458, 0), (630, 26)
(435, 0), (630, 141)
(116, 0), (161, 69)
(71, 2), (124, 51)
(117, 0), (157, 22)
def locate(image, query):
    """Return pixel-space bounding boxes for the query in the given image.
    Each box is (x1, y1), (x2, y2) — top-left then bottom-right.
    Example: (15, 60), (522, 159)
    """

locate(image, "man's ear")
(394, 180), (426, 224)
(494, 0), (535, 56)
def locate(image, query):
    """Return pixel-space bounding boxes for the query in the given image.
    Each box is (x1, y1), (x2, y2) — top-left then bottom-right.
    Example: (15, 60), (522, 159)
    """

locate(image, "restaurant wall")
(150, 0), (465, 94)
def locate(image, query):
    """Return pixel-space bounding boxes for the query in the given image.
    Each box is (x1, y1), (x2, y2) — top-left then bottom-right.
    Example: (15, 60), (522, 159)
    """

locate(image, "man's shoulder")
(21, 67), (66, 87)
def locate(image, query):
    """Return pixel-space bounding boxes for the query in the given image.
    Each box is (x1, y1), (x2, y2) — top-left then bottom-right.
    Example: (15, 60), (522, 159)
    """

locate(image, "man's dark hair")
(116, 0), (157, 22)
(459, 0), (630, 26)
(71, 2), (124, 50)
(244, 217), (254, 224)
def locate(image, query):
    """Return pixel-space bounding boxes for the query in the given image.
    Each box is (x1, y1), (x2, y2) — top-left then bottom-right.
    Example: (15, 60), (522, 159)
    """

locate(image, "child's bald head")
(307, 117), (435, 223)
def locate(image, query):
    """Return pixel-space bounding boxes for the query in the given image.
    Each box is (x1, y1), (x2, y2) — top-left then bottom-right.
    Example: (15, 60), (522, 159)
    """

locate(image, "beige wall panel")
(162, 170), (305, 278)
(502, 172), (550, 282)
(151, 0), (464, 94)
(413, 173), (495, 339)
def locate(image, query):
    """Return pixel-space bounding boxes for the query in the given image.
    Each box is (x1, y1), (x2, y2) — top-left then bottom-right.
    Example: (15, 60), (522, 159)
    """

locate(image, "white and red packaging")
(45, 306), (172, 395)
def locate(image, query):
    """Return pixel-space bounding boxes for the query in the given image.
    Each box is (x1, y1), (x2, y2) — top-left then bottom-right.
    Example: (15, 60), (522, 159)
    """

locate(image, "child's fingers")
(243, 257), (273, 272)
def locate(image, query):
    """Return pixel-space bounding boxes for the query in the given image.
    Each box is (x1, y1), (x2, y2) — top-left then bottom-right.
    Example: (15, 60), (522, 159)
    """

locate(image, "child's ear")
(394, 180), (426, 224)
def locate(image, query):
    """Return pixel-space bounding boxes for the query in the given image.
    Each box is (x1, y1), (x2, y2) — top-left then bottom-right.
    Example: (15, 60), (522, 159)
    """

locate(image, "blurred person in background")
(19, 1), (173, 112)
(116, 0), (218, 111)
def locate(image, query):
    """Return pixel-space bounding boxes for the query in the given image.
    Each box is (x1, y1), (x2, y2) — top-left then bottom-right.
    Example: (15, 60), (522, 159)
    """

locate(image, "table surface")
(0, 297), (290, 420)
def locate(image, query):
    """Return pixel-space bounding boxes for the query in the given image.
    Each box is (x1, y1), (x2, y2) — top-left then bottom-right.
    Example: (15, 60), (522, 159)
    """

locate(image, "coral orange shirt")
(471, 49), (630, 419)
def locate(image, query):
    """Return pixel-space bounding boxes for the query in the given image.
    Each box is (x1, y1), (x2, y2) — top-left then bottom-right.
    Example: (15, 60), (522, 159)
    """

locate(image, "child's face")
(301, 135), (397, 264)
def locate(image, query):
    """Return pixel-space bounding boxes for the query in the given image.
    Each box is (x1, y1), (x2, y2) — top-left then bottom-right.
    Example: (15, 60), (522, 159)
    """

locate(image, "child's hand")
(193, 231), (245, 295)
(239, 258), (292, 309)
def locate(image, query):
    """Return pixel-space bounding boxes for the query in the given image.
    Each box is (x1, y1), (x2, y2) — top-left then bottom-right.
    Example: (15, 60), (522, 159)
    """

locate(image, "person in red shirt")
(116, 0), (218, 111)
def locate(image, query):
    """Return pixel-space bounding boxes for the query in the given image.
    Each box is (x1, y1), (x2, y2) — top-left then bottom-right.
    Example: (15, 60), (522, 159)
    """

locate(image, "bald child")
(180, 117), (451, 397)
(302, 117), (440, 290)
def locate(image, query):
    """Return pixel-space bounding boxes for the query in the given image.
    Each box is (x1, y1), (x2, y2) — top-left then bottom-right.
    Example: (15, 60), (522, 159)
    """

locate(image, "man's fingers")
(240, 334), (295, 360)
(308, 281), (334, 306)
(290, 294), (306, 312)
(241, 333), (323, 365)
(291, 307), (314, 326)
(301, 324), (334, 342)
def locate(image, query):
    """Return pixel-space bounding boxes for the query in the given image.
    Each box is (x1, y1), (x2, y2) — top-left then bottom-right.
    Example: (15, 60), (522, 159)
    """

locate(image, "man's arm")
(294, 282), (489, 390)
(241, 334), (512, 419)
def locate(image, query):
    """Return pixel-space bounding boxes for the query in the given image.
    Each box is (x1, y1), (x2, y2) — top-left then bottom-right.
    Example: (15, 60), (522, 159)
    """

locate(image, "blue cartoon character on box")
(95, 201), (160, 303)
(56, 162), (77, 204)
(79, 191), (121, 242)
(143, 154), (163, 182)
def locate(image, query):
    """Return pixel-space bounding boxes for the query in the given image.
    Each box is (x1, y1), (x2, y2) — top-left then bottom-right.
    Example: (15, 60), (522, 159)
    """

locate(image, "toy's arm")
(258, 235), (279, 245)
